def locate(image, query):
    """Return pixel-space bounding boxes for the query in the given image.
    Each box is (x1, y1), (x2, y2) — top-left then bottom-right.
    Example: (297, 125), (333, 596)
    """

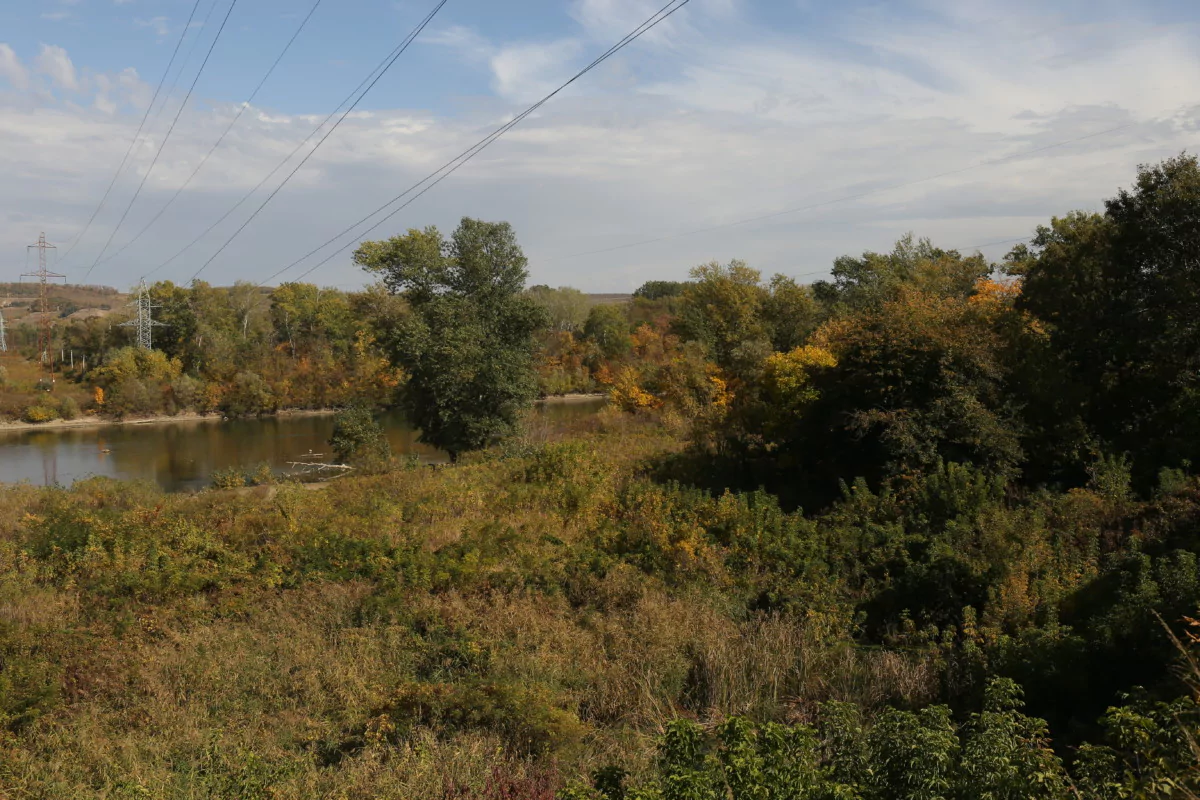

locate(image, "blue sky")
(0, 0), (1198, 291)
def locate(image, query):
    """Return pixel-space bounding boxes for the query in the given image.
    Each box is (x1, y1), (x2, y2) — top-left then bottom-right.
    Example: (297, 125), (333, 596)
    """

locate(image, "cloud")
(489, 39), (583, 102)
(0, 44), (30, 90)
(0, 3), (1198, 293)
(34, 44), (78, 91)
(41, 11), (73, 22)
(424, 24), (494, 61)
(134, 16), (170, 38)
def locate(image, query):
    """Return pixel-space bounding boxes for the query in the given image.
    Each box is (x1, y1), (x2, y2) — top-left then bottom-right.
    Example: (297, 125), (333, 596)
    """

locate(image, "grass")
(0, 411), (939, 798)
(3, 407), (1196, 798)
(0, 353), (94, 423)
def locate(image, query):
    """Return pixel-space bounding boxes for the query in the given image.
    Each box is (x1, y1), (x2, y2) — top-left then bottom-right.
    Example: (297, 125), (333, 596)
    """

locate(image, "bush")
(106, 378), (157, 418)
(0, 365), (8, 387)
(249, 462), (275, 486)
(210, 466), (247, 489)
(56, 396), (79, 421)
(221, 371), (274, 418)
(170, 374), (201, 411)
(330, 405), (391, 470)
(21, 404), (59, 424)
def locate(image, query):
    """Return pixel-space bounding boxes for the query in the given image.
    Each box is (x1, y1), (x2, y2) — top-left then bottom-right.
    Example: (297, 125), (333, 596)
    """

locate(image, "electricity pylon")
(121, 279), (165, 349)
(21, 233), (65, 367)
(0, 308), (7, 352)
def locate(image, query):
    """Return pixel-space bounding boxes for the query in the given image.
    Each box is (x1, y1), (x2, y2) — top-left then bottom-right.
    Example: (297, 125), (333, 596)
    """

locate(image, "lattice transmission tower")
(122, 279), (165, 349)
(21, 233), (65, 367)
(0, 307), (7, 352)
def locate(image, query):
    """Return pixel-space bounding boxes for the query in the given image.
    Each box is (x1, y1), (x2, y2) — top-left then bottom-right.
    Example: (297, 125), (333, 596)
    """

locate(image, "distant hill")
(0, 283), (125, 321)
(587, 293), (632, 305)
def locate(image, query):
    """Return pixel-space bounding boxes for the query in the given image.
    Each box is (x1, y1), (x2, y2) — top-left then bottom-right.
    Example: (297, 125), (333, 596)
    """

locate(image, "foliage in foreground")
(0, 415), (1198, 797)
(565, 679), (1198, 800)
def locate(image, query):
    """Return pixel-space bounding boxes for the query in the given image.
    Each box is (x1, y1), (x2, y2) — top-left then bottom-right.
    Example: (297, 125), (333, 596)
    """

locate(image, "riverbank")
(0, 408), (337, 434)
(0, 394), (609, 434)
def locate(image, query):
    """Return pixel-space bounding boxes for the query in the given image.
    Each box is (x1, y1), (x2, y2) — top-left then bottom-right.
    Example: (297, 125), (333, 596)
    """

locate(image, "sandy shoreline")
(0, 408), (338, 434)
(0, 394), (607, 434)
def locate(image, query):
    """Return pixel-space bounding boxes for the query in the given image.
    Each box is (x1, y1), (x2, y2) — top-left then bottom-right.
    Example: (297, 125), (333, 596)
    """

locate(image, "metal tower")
(121, 279), (165, 349)
(21, 233), (65, 366)
(0, 308), (7, 352)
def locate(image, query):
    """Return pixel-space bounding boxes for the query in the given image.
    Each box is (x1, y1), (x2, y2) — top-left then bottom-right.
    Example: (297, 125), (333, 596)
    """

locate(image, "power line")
(81, 0), (241, 282)
(140, 0), (448, 284)
(259, 0), (695, 290)
(96, 0), (325, 270)
(186, 0), (450, 283)
(548, 122), (1139, 263)
(56, 0), (205, 267)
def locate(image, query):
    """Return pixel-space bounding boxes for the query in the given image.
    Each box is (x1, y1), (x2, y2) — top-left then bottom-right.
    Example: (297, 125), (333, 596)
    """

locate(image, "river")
(0, 398), (606, 492)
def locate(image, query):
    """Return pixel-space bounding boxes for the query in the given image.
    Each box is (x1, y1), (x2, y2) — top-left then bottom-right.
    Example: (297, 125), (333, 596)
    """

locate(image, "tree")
(583, 303), (631, 359)
(355, 218), (547, 461)
(674, 260), (770, 375)
(1015, 154), (1200, 487)
(813, 233), (990, 312)
(762, 274), (821, 352)
(221, 371), (274, 418)
(527, 285), (592, 332)
(633, 280), (688, 300)
(330, 404), (391, 470)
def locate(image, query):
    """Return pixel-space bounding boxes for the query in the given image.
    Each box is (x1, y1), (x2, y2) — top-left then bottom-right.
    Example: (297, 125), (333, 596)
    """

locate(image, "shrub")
(56, 396), (79, 421)
(21, 404), (59, 424)
(210, 466), (247, 489)
(106, 378), (157, 417)
(330, 404), (391, 470)
(249, 462), (275, 486)
(170, 374), (201, 411)
(221, 371), (274, 418)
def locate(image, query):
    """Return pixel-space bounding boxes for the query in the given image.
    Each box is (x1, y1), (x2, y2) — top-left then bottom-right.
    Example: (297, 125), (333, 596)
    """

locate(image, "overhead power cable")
(547, 121), (1138, 263)
(56, 0), (205, 268)
(97, 0), (325, 270)
(185, 0), (450, 283)
(257, 0), (695, 290)
(81, 0), (241, 282)
(139, 38), (412, 284)
(152, 0), (222, 128)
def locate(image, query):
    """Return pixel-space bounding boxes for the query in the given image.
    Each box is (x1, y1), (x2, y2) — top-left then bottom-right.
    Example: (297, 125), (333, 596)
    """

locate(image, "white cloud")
(424, 24), (494, 60)
(0, 44), (29, 90)
(134, 16), (170, 38)
(0, 4), (1198, 293)
(34, 44), (78, 91)
(41, 11), (73, 22)
(490, 39), (583, 102)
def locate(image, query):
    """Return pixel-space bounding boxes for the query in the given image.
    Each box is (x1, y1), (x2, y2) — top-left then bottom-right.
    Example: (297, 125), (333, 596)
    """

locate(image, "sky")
(0, 0), (1197, 292)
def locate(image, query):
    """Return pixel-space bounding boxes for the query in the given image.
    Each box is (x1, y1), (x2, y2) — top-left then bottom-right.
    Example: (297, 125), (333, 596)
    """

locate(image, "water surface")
(0, 399), (605, 492)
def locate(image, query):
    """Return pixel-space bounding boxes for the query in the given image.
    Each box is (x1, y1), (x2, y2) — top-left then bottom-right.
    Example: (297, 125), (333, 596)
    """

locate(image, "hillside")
(0, 282), (125, 322)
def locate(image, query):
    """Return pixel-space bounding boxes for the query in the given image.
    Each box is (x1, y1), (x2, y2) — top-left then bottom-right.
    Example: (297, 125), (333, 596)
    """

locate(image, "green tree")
(762, 274), (821, 352)
(355, 218), (547, 461)
(675, 260), (770, 374)
(330, 404), (391, 470)
(634, 280), (689, 301)
(814, 233), (990, 312)
(584, 303), (632, 359)
(1015, 154), (1200, 487)
(221, 371), (274, 418)
(527, 285), (592, 332)
(149, 280), (200, 366)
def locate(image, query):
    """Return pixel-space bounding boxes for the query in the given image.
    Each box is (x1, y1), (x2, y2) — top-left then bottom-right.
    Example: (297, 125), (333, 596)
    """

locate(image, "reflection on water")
(0, 399), (605, 492)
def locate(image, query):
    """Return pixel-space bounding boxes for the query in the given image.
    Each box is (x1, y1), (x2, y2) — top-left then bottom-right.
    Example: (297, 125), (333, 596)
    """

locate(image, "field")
(0, 283), (124, 323)
(1, 408), (1198, 798)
